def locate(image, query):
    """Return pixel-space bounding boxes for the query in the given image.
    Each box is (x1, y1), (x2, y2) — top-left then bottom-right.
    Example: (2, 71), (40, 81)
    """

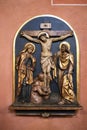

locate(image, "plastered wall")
(0, 0), (87, 130)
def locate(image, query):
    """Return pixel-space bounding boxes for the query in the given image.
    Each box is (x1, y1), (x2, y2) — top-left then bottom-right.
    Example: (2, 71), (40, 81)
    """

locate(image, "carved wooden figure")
(9, 15), (82, 116)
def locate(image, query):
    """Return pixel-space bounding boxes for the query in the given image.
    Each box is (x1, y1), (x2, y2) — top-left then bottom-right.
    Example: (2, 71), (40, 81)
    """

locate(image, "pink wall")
(53, 0), (87, 4)
(0, 0), (87, 130)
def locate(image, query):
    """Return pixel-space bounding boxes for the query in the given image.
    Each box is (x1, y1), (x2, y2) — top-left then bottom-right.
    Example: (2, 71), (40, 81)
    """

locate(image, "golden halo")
(24, 42), (35, 53)
(59, 41), (70, 51)
(38, 31), (49, 38)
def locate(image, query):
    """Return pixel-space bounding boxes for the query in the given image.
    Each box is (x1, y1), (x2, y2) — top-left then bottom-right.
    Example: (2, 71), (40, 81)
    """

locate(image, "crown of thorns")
(38, 32), (49, 38)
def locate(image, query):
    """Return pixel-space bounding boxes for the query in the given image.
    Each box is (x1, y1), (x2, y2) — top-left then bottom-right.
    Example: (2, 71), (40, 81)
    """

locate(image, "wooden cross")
(20, 22), (73, 88)
(20, 22), (73, 37)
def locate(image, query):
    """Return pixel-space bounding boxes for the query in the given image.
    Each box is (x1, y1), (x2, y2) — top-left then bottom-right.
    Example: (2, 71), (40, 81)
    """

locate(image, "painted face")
(40, 35), (47, 42)
(38, 74), (44, 81)
(27, 47), (33, 54)
(61, 44), (66, 52)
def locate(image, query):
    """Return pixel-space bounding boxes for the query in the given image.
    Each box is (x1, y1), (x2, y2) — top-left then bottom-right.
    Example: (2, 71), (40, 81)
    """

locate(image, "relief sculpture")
(54, 41), (76, 104)
(16, 43), (36, 102)
(10, 15), (82, 116)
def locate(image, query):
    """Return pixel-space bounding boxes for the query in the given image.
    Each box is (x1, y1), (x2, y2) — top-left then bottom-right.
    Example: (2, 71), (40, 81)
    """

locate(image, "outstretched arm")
(21, 32), (40, 43)
(52, 32), (73, 42)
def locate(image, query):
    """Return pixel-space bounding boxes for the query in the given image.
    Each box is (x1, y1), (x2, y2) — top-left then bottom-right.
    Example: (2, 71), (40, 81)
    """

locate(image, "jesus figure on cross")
(21, 31), (73, 92)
